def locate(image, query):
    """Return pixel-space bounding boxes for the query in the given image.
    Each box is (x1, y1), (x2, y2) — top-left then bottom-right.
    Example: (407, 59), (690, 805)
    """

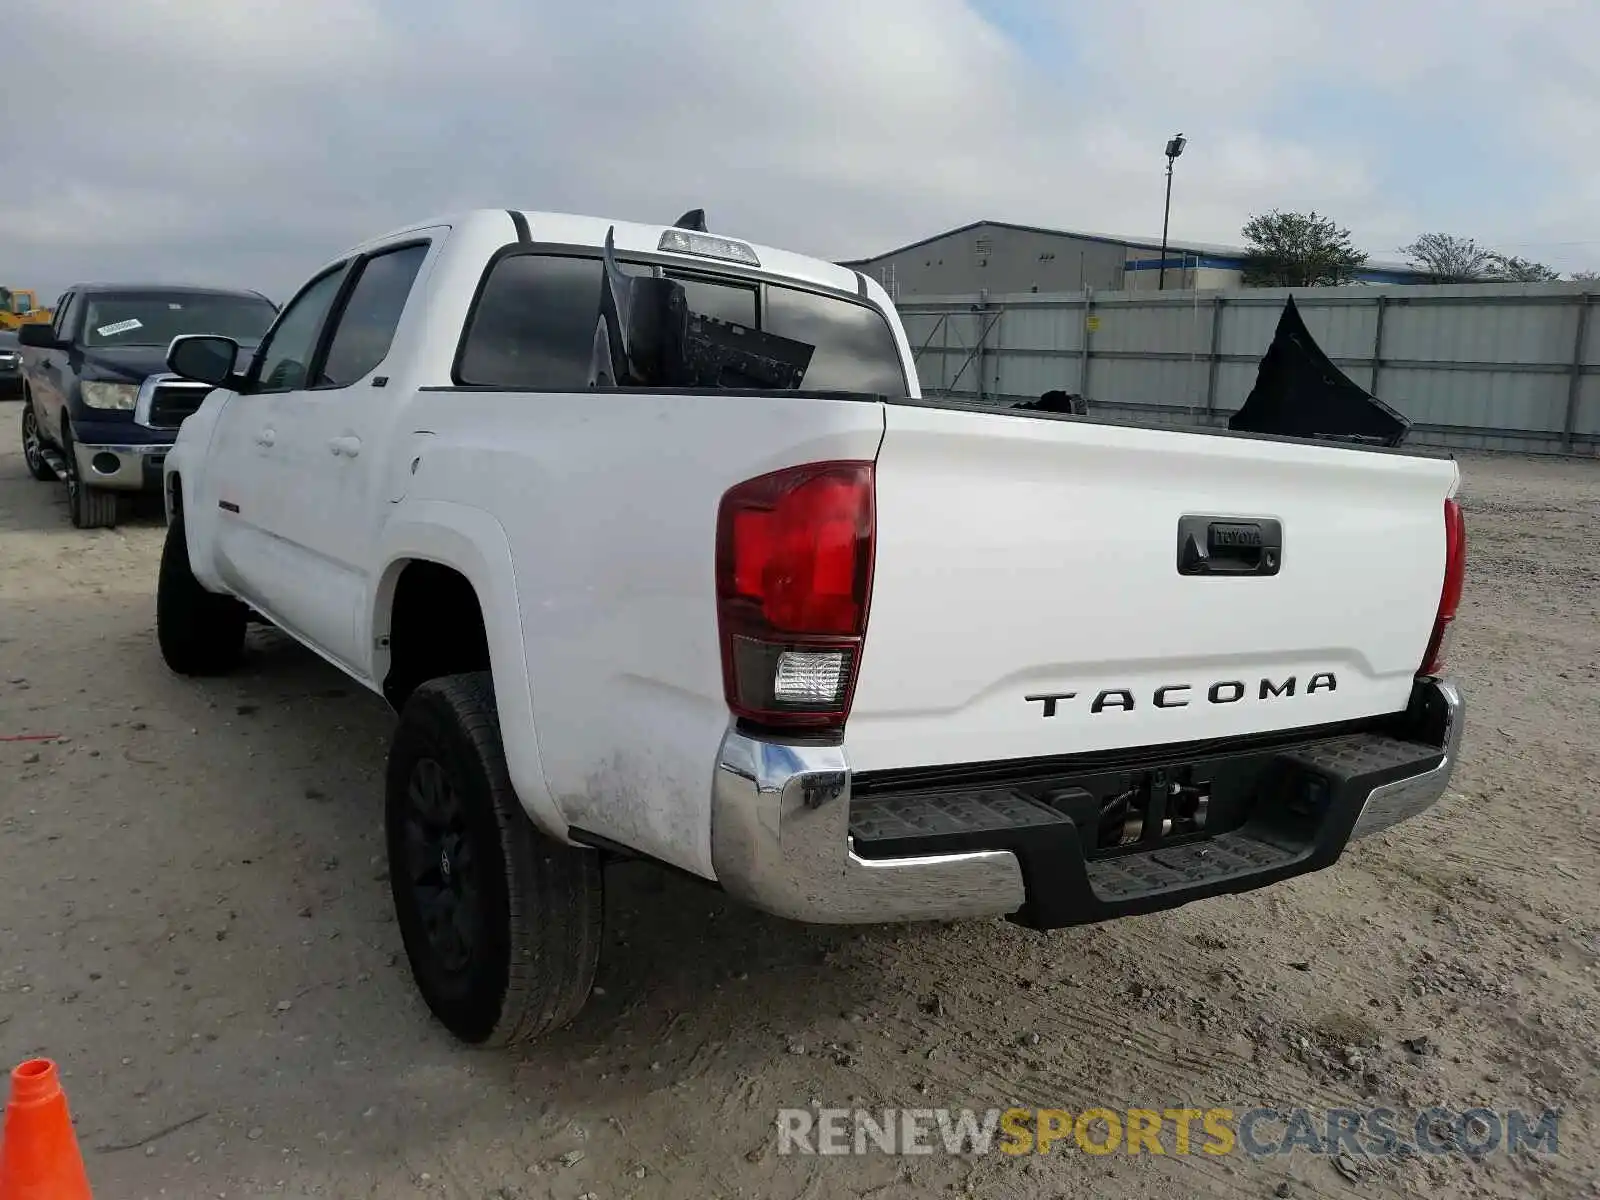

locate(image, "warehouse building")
(839, 219), (1427, 300)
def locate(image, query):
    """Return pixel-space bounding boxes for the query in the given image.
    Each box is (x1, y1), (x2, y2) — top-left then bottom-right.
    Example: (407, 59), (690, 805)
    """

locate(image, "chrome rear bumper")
(709, 677), (1463, 927)
(710, 734), (1026, 923)
(1350, 678), (1465, 839)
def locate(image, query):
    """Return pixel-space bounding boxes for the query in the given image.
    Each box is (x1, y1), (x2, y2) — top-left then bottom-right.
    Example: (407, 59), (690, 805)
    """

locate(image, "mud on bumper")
(710, 677), (1463, 930)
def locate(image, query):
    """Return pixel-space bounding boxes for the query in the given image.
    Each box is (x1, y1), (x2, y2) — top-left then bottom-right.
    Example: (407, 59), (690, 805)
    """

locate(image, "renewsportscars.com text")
(776, 1105), (1561, 1159)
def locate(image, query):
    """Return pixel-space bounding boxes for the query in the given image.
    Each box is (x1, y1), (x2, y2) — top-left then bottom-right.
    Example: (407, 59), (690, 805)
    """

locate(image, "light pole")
(1158, 133), (1187, 291)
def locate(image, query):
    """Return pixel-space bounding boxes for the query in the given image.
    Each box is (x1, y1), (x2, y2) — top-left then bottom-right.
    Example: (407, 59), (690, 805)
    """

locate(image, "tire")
(386, 671), (602, 1047)
(156, 512), (247, 675)
(71, 483), (119, 529)
(62, 426), (119, 529)
(21, 400), (56, 482)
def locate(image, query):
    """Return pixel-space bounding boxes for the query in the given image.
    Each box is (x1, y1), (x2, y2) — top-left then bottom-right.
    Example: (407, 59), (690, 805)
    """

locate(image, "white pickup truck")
(155, 208), (1467, 1048)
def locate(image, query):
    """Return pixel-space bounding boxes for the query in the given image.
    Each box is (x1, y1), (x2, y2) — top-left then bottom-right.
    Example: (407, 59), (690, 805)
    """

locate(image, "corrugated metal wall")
(854, 224), (1134, 299)
(897, 282), (1600, 455)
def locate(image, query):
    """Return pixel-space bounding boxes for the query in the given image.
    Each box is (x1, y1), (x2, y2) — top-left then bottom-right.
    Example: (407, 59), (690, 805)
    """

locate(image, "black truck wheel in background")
(20, 401), (55, 482)
(156, 512), (248, 674)
(61, 425), (119, 529)
(386, 671), (602, 1047)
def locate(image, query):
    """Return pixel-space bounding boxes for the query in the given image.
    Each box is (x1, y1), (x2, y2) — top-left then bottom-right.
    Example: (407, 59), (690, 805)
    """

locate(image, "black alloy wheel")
(385, 672), (602, 1047)
(402, 755), (480, 978)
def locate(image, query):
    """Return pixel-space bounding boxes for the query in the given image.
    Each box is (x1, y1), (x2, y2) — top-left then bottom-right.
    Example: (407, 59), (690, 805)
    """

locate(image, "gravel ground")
(2, 404), (1597, 1200)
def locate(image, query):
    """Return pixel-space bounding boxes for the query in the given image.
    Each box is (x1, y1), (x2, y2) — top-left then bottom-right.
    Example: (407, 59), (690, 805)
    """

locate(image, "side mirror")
(167, 334), (244, 389)
(17, 323), (61, 349)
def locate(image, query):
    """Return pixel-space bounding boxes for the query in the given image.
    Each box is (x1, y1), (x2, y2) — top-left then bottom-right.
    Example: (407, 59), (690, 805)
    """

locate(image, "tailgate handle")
(1177, 516), (1282, 577)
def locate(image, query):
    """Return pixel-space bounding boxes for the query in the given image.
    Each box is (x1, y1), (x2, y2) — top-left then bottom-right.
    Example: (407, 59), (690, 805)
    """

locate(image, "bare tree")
(1400, 234), (1495, 283)
(1402, 234), (1567, 283)
(1567, 269), (1599, 282)
(1488, 254), (1561, 283)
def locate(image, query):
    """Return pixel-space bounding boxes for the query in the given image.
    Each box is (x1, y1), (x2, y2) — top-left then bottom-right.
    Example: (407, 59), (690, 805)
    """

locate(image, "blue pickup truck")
(19, 283), (277, 528)
(0, 330), (22, 399)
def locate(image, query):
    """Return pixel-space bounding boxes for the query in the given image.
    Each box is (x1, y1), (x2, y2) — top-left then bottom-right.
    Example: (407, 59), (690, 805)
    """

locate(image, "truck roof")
(62, 282), (275, 303)
(347, 208), (867, 298)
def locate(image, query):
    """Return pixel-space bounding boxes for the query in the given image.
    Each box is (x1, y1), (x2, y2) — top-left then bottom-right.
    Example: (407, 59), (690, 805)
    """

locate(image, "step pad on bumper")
(848, 727), (1449, 930)
(1086, 832), (1297, 901)
(850, 789), (1068, 850)
(1279, 732), (1441, 777)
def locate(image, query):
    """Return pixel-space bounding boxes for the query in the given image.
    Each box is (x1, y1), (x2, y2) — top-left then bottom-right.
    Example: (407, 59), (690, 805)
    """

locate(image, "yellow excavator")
(0, 287), (54, 331)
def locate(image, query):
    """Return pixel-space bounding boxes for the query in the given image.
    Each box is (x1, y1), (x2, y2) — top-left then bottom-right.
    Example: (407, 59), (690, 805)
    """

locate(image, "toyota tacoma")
(151, 208), (1467, 1048)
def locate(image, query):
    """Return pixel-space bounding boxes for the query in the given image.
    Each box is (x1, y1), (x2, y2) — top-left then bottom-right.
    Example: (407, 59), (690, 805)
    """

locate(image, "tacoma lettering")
(1024, 692), (1077, 718)
(1027, 673), (1339, 716)
(1091, 689), (1135, 713)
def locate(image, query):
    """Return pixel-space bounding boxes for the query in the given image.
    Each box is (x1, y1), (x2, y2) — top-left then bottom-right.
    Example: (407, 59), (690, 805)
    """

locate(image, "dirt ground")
(2, 404), (1596, 1200)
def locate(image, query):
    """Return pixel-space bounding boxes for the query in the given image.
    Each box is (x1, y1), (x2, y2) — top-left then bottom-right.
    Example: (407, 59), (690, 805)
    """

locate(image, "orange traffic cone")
(0, 1058), (93, 1199)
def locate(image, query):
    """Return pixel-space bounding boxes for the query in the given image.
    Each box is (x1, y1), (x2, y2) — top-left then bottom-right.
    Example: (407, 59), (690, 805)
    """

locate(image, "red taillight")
(1419, 497), (1466, 677)
(715, 461), (875, 732)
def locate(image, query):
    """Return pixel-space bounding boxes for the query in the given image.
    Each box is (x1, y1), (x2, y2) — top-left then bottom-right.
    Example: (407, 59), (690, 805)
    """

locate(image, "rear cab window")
(454, 249), (907, 395)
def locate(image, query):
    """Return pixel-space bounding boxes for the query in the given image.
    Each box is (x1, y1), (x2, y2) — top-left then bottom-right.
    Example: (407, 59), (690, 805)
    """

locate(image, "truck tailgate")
(844, 405), (1460, 773)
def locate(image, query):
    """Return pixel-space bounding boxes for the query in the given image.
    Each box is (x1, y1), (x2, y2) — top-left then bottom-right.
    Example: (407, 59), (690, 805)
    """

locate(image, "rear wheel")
(386, 672), (602, 1047)
(157, 512), (247, 675)
(21, 401), (56, 482)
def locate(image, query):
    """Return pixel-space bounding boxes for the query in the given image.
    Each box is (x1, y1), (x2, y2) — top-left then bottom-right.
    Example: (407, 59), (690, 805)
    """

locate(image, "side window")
(316, 243), (429, 388)
(52, 294), (76, 339)
(456, 254), (603, 389)
(251, 265), (350, 394)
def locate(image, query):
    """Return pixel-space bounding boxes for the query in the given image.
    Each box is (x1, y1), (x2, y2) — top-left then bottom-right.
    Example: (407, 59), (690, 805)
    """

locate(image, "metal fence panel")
(897, 282), (1600, 456)
(1006, 305), (1086, 353)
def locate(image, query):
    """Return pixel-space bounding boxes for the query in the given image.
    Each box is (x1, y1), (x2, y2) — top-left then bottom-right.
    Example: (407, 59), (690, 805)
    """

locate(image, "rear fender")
(373, 500), (564, 840)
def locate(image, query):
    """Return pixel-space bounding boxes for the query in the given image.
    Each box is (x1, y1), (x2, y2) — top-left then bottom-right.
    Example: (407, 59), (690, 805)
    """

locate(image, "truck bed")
(386, 382), (1457, 878)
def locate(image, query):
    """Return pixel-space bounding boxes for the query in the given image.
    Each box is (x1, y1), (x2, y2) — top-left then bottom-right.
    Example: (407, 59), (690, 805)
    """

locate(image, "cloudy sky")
(7, 0), (1598, 303)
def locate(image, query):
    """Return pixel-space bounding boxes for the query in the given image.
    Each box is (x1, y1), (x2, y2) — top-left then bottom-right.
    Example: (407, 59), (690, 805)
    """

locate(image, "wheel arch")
(373, 503), (564, 841)
(380, 559), (490, 711)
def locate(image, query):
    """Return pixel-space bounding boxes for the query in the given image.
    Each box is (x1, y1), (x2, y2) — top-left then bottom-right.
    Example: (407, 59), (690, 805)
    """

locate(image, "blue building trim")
(1124, 256), (1424, 285)
(1123, 255), (1242, 272)
(1355, 268), (1426, 284)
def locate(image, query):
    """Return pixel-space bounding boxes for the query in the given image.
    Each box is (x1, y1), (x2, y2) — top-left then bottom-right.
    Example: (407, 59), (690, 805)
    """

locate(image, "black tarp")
(1228, 294), (1410, 447)
(1012, 389), (1090, 415)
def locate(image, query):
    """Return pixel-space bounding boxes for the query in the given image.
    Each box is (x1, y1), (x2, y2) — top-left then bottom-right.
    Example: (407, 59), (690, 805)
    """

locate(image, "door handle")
(328, 435), (362, 458)
(1176, 516), (1283, 577)
(255, 428), (276, 447)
